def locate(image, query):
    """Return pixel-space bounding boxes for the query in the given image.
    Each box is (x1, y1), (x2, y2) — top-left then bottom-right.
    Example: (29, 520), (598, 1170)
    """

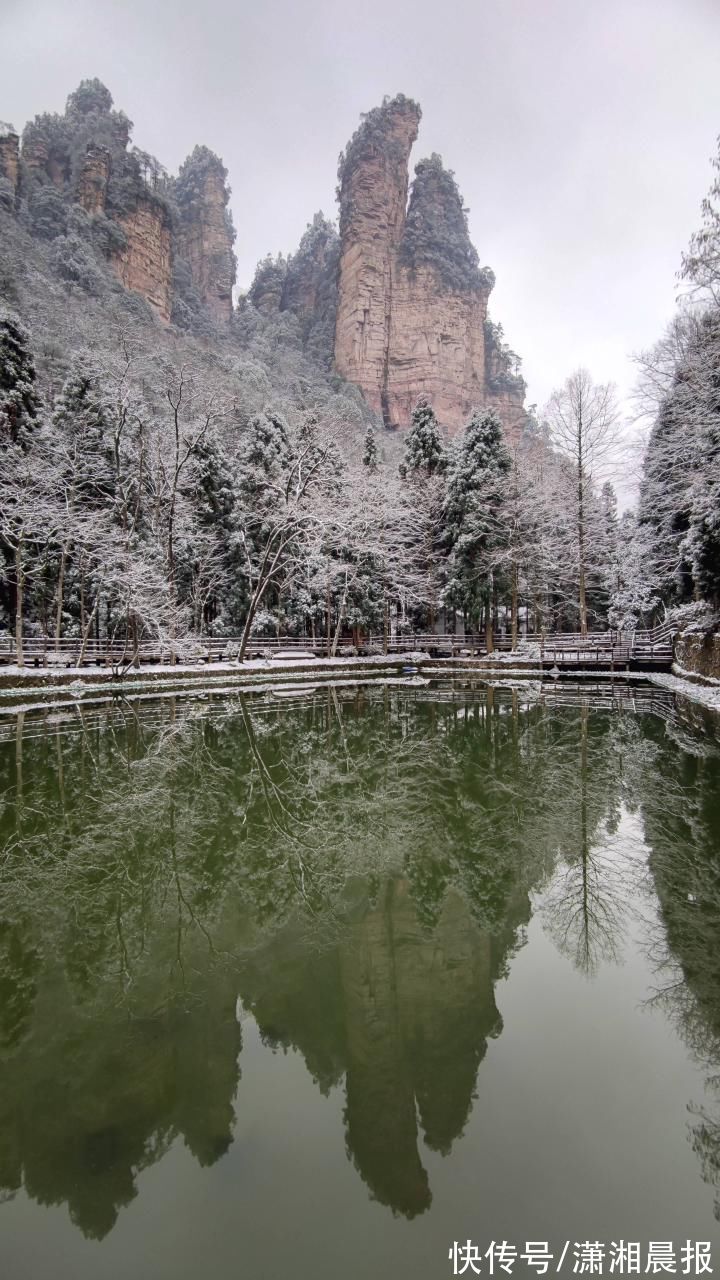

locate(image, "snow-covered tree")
(545, 369), (621, 635)
(607, 512), (661, 631)
(403, 396), (445, 477)
(638, 310), (720, 609)
(0, 310), (42, 447)
(362, 425), (378, 471)
(444, 408), (511, 645)
(681, 132), (720, 305)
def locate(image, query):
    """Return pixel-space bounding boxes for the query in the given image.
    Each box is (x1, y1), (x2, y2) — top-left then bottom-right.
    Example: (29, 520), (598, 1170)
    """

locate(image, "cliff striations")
(113, 197), (172, 322)
(334, 96), (420, 421)
(75, 144), (110, 216)
(334, 97), (526, 438)
(13, 81), (235, 327)
(175, 147), (236, 326)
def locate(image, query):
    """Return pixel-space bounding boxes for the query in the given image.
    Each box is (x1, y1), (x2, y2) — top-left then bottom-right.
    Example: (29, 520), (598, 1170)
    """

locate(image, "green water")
(0, 680), (719, 1279)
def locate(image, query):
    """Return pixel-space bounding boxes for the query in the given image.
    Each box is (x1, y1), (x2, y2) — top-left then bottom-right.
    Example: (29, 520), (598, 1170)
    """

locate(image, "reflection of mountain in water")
(0, 683), (714, 1236)
(0, 955), (241, 1239)
(243, 879), (528, 1217)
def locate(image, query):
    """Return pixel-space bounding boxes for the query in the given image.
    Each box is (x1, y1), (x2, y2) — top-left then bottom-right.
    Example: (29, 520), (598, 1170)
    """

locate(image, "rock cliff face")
(386, 262), (490, 429)
(0, 128), (19, 197)
(334, 96), (420, 421)
(13, 84), (236, 328)
(76, 144), (110, 215)
(334, 98), (526, 439)
(175, 147), (236, 326)
(113, 197), (172, 322)
(282, 213), (339, 327)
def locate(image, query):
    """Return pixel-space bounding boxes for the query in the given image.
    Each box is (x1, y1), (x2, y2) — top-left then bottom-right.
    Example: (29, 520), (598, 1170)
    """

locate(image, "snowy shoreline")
(0, 653), (718, 718)
(647, 668), (720, 714)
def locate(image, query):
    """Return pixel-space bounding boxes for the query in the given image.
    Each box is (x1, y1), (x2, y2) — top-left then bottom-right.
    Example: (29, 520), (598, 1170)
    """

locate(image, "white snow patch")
(649, 671), (720, 713)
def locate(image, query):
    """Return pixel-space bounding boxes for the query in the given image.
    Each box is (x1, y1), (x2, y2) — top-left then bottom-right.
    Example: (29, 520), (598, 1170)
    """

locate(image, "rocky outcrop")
(283, 214), (339, 322)
(0, 126), (19, 197)
(248, 254), (287, 314)
(334, 99), (526, 439)
(175, 147), (236, 326)
(674, 624), (720, 682)
(16, 86), (237, 327)
(112, 196), (172, 321)
(22, 136), (69, 188)
(246, 215), (340, 364)
(76, 144), (109, 215)
(385, 262), (491, 429)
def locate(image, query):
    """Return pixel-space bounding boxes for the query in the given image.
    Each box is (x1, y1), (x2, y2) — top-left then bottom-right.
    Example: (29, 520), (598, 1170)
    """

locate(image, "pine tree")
(362, 426), (378, 471)
(638, 311), (720, 607)
(599, 481), (620, 614)
(52, 354), (115, 507)
(444, 408), (511, 642)
(0, 310), (42, 447)
(445, 408), (510, 522)
(403, 397), (444, 476)
(681, 131), (720, 303)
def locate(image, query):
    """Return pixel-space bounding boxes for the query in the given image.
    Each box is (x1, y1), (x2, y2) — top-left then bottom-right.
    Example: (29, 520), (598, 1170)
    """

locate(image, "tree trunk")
(55, 547), (66, 654)
(485, 579), (494, 654)
(15, 540), (24, 667)
(577, 443), (588, 636)
(77, 592), (101, 667)
(331, 571), (348, 657)
(130, 613), (140, 668)
(511, 561), (518, 651)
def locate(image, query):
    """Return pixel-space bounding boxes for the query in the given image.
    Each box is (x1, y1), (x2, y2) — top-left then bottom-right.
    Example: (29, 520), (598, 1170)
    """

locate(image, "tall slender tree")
(444, 408), (511, 647)
(545, 369), (620, 635)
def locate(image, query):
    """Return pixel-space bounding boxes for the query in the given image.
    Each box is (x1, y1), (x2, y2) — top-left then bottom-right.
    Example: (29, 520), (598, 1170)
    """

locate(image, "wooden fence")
(0, 625), (673, 671)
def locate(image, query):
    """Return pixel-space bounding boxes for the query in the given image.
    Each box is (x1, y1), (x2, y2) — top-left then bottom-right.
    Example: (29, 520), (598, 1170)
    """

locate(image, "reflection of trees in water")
(0, 684), (709, 1235)
(539, 705), (642, 976)
(632, 705), (720, 1218)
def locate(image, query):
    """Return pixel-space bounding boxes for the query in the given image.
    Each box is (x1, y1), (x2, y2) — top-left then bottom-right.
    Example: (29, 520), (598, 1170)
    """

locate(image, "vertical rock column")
(175, 148), (236, 326)
(0, 127), (20, 198)
(334, 97), (421, 422)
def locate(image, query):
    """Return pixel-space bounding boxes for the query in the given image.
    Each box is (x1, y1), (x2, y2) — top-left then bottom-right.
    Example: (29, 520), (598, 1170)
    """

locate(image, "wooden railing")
(0, 625), (673, 670)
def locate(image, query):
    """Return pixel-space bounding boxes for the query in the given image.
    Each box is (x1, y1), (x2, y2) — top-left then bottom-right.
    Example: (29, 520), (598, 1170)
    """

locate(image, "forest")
(1, 80), (719, 667)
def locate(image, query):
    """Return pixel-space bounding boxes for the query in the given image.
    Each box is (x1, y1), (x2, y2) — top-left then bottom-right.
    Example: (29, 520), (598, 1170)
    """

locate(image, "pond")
(0, 679), (719, 1279)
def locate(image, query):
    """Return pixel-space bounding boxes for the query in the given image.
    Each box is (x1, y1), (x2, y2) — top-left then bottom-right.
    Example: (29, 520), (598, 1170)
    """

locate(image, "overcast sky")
(2, 0), (719, 415)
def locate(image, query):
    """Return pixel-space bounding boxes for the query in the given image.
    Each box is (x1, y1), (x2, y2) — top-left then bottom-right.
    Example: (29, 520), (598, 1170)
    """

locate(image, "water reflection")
(635, 708), (720, 1219)
(0, 682), (718, 1236)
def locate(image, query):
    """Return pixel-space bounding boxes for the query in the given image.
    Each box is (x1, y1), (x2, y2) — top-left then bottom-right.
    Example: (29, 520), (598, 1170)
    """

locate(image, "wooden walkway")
(0, 625), (673, 672)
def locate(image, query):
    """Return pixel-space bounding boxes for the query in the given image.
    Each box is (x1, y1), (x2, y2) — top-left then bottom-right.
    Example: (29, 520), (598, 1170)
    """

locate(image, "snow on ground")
(649, 670), (720, 714)
(0, 652), (434, 682)
(2, 651), (720, 718)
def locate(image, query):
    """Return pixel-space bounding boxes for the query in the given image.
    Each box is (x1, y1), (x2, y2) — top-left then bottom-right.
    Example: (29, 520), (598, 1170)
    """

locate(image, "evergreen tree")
(0, 310), (42, 447)
(363, 426), (378, 471)
(685, 429), (720, 608)
(403, 397), (444, 476)
(681, 131), (720, 303)
(444, 408), (511, 637)
(599, 481), (620, 614)
(638, 312), (720, 607)
(52, 354), (115, 507)
(445, 408), (511, 521)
